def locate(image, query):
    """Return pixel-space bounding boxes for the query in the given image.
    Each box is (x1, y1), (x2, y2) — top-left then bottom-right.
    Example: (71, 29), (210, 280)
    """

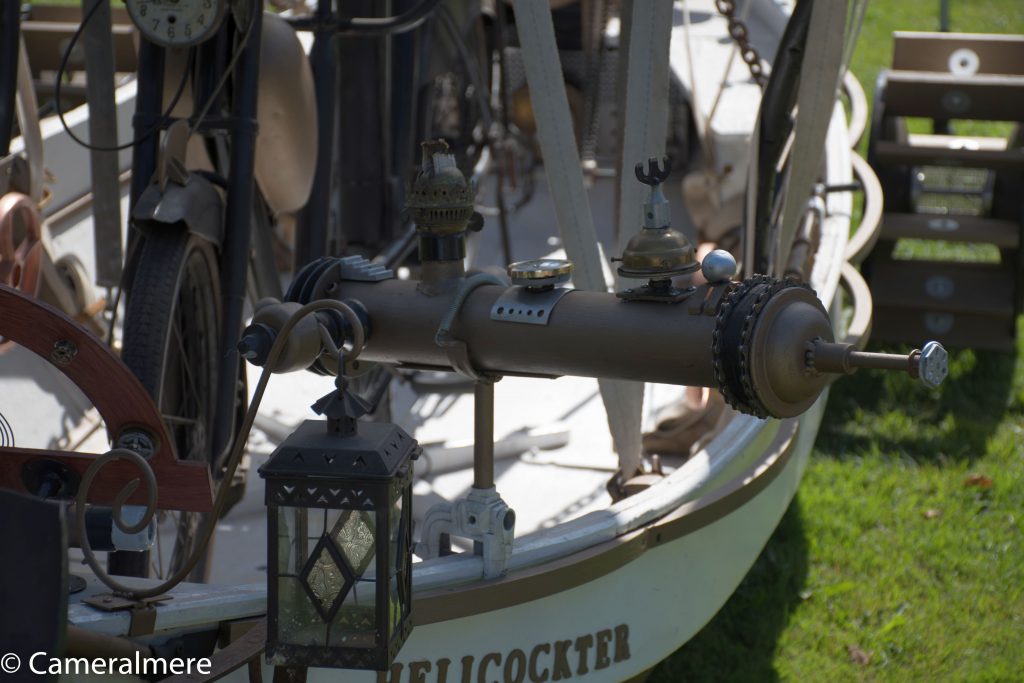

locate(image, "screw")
(51, 339), (77, 366)
(115, 430), (157, 459)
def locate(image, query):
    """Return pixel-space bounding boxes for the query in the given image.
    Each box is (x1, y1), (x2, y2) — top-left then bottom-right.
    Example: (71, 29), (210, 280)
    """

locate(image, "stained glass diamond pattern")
(299, 535), (354, 621)
(330, 510), (376, 577)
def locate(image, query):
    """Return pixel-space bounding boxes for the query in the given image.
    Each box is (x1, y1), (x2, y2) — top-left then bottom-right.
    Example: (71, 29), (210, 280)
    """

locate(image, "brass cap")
(508, 259), (573, 287)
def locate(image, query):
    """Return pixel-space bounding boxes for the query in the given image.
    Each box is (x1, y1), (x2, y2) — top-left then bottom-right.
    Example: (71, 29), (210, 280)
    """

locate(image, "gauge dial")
(125, 0), (227, 48)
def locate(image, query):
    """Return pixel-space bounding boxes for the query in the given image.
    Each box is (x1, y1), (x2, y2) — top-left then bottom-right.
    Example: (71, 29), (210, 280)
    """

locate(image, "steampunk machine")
(0, 0), (949, 681)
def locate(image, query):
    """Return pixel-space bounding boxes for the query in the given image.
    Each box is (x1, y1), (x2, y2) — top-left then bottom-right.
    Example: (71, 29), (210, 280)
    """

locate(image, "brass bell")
(616, 226), (699, 279)
(615, 157), (699, 282)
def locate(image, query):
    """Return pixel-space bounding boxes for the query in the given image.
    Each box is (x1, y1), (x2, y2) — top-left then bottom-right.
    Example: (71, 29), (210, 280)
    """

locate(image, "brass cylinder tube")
(335, 279), (719, 387)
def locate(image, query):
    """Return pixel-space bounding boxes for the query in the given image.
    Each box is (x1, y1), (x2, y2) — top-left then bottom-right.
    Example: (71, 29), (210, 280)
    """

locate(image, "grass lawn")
(651, 2), (1024, 681)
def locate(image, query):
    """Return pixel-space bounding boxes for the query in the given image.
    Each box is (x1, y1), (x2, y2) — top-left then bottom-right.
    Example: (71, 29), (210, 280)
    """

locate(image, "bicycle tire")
(108, 230), (222, 582)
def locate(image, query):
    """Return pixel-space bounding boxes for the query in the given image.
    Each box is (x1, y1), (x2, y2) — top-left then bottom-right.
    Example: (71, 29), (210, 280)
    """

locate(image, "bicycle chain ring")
(713, 275), (833, 419)
(0, 192), (44, 353)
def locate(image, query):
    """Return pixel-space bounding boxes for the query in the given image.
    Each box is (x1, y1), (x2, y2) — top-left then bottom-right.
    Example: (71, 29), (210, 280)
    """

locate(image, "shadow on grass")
(649, 500), (808, 683)
(814, 346), (1018, 464)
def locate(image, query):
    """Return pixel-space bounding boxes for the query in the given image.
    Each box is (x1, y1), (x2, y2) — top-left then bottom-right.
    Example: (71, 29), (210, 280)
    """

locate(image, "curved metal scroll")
(0, 284), (214, 512)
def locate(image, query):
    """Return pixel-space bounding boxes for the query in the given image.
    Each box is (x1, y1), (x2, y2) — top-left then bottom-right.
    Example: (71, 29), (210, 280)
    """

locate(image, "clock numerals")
(127, 0), (223, 47)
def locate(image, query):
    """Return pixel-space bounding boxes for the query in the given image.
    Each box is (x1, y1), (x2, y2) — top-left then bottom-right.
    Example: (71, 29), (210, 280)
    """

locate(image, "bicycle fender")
(131, 174), (224, 248)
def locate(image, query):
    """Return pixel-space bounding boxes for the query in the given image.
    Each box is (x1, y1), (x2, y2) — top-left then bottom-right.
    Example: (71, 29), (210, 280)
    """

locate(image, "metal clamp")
(490, 285), (572, 325)
(417, 486), (516, 579)
(436, 273), (505, 381)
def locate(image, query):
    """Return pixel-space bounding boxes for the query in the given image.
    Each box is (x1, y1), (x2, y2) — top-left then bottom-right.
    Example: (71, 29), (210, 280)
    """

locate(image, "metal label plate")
(490, 286), (573, 325)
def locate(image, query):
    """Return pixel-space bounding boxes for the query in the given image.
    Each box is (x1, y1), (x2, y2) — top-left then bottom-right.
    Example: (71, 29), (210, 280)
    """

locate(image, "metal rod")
(846, 350), (916, 373)
(0, 2), (19, 157)
(128, 40), (163, 212)
(473, 381), (495, 490)
(82, 0), (124, 288)
(294, 0), (336, 270)
(286, 0), (443, 35)
(213, 11), (264, 462)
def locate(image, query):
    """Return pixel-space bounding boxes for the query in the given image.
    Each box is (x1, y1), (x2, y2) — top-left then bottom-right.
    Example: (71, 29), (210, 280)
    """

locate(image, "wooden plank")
(867, 259), (1015, 317)
(24, 4), (132, 26)
(879, 213), (1020, 248)
(873, 140), (1024, 169)
(907, 133), (1007, 152)
(883, 71), (1024, 121)
(872, 305), (1015, 351)
(893, 31), (1024, 75)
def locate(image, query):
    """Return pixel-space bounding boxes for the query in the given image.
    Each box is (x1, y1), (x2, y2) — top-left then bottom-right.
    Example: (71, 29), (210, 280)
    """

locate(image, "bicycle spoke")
(162, 413), (200, 427)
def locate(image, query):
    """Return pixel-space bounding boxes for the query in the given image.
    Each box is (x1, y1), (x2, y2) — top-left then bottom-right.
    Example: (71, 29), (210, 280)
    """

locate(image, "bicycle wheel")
(108, 230), (221, 582)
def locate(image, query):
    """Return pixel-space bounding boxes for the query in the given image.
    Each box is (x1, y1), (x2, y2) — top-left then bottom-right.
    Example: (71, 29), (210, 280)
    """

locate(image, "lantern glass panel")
(276, 505), (309, 575)
(328, 573), (377, 648)
(389, 495), (404, 634)
(330, 509), (376, 576)
(277, 576), (327, 646)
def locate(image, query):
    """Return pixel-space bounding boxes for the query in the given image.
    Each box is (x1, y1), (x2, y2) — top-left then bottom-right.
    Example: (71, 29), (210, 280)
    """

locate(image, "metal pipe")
(473, 381), (495, 489)
(334, 278), (719, 387)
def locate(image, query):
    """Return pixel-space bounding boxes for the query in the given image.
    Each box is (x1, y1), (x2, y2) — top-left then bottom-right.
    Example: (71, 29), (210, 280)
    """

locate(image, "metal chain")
(713, 276), (812, 417)
(715, 0), (768, 87)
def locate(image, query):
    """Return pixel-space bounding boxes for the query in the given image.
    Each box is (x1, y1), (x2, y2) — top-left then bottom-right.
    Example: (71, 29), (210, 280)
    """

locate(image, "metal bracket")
(82, 594), (172, 637)
(490, 286), (573, 325)
(417, 487), (516, 579)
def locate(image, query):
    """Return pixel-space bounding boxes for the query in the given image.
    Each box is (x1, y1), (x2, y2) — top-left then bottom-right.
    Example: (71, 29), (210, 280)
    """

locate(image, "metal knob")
(811, 339), (948, 388)
(701, 249), (737, 283)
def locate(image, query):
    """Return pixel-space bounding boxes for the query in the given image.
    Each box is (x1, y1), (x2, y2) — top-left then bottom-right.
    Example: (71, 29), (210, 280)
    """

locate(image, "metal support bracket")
(82, 593), (172, 637)
(490, 285), (573, 325)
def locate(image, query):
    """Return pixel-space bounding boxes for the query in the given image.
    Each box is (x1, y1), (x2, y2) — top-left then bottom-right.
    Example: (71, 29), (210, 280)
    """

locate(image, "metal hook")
(634, 156), (673, 186)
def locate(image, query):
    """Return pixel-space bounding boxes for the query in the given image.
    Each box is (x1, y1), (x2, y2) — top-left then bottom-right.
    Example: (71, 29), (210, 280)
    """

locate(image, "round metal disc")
(508, 259), (573, 287)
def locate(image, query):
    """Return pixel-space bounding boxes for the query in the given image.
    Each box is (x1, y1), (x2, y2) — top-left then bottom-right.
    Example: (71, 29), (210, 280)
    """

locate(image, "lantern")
(260, 413), (417, 671)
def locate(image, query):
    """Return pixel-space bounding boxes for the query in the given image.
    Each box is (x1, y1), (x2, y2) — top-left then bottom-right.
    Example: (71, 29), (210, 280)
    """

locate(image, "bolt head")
(918, 341), (949, 389)
(701, 249), (737, 283)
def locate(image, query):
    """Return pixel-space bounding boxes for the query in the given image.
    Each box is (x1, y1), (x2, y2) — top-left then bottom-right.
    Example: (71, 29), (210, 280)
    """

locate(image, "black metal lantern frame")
(261, 419), (416, 671)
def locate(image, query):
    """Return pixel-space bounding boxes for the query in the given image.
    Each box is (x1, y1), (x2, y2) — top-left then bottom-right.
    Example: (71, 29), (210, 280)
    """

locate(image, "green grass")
(651, 2), (1024, 681)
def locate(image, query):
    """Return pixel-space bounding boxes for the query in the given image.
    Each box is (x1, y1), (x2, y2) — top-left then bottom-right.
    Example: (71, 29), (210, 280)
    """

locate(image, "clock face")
(125, 0), (227, 48)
